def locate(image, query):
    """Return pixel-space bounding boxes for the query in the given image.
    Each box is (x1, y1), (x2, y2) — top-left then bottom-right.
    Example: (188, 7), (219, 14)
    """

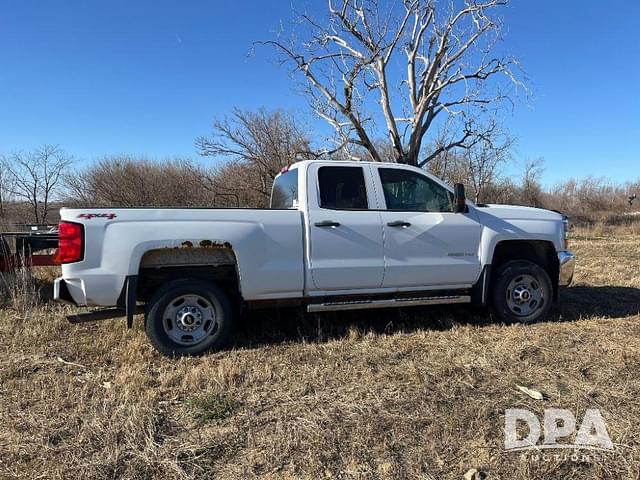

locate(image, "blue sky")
(1, 1), (638, 185)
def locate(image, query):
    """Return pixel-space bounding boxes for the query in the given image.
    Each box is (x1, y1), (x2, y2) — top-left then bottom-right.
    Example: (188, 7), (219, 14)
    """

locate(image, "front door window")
(379, 168), (453, 212)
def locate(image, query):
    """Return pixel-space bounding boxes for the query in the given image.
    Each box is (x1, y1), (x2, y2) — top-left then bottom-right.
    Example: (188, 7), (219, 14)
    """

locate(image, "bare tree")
(196, 108), (313, 205)
(462, 127), (513, 202)
(427, 120), (512, 202)
(6, 145), (73, 224)
(263, 0), (523, 166)
(202, 160), (275, 208)
(0, 155), (16, 219)
(520, 158), (544, 207)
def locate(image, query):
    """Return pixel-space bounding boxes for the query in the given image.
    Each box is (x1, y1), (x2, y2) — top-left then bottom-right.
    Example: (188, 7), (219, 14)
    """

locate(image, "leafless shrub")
(428, 151), (639, 218)
(65, 156), (216, 208)
(546, 177), (634, 216)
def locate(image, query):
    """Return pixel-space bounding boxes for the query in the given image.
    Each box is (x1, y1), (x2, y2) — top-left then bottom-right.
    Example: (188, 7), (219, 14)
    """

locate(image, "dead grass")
(1, 227), (639, 479)
(0, 260), (54, 315)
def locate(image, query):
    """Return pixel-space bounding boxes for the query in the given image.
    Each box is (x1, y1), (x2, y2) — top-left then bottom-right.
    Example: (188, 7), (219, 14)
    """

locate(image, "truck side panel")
(60, 208), (305, 306)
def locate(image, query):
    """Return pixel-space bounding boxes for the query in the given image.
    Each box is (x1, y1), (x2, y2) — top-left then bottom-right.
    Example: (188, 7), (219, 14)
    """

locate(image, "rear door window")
(318, 166), (368, 210)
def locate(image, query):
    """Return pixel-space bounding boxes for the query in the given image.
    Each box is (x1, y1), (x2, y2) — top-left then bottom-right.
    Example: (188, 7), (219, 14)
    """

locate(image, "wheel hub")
(162, 294), (218, 346)
(176, 306), (203, 332)
(512, 285), (531, 304)
(506, 274), (544, 317)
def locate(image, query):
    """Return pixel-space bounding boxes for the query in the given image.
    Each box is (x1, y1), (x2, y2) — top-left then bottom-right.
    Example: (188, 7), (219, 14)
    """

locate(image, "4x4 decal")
(77, 213), (117, 220)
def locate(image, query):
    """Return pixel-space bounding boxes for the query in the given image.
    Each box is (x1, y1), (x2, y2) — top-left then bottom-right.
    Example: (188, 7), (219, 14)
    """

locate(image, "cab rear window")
(270, 169), (299, 209)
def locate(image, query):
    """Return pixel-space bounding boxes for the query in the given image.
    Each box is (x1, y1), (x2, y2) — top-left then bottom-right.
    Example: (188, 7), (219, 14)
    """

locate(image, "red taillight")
(56, 222), (84, 264)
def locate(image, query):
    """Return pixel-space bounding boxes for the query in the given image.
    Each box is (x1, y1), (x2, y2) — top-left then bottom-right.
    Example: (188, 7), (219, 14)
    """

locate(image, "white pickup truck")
(54, 160), (575, 356)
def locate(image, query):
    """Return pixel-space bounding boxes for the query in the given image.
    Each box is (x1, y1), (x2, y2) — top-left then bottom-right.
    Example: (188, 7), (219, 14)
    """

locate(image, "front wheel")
(145, 279), (233, 356)
(491, 260), (553, 324)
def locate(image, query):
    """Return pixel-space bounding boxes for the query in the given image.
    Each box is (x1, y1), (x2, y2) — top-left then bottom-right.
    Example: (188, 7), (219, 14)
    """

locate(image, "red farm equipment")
(0, 226), (59, 272)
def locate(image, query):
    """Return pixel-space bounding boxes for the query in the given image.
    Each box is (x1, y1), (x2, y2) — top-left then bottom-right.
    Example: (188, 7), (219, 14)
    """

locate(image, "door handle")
(387, 220), (411, 227)
(314, 220), (341, 227)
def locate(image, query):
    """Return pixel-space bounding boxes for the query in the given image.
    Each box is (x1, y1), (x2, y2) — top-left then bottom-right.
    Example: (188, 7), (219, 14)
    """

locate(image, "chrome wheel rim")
(162, 294), (218, 346)
(505, 274), (544, 317)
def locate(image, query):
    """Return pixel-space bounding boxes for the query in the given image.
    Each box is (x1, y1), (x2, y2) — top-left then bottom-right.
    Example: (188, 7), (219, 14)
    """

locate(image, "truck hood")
(474, 204), (562, 222)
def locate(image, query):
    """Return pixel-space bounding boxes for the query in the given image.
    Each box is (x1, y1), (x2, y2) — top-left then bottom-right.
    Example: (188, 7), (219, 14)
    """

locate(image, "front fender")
(476, 211), (564, 265)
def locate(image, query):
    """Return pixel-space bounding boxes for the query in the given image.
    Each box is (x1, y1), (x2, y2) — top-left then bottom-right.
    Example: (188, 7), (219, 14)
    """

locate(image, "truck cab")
(54, 160), (575, 356)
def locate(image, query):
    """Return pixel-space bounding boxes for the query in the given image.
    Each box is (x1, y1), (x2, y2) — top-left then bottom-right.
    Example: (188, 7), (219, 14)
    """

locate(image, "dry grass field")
(1, 225), (639, 479)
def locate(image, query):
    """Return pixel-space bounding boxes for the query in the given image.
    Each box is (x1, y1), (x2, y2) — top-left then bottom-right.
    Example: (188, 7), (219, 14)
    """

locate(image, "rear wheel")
(145, 279), (233, 356)
(491, 260), (553, 324)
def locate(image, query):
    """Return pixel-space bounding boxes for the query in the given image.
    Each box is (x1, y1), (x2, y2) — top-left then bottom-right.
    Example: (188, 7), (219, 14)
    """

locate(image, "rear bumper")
(53, 272), (125, 306)
(558, 251), (576, 286)
(55, 276), (139, 328)
(53, 278), (77, 305)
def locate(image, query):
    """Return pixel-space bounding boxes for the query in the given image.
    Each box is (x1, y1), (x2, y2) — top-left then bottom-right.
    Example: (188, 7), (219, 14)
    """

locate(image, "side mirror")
(454, 183), (466, 213)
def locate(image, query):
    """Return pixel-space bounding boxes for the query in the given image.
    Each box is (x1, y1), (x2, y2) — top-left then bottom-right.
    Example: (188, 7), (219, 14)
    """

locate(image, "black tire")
(144, 279), (233, 357)
(491, 260), (553, 324)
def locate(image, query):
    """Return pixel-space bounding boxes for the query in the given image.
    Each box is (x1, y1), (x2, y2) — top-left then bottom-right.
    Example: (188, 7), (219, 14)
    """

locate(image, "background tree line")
(0, 106), (638, 227)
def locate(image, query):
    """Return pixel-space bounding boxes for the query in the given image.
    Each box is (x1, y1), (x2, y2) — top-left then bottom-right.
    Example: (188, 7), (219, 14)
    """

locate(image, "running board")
(306, 295), (471, 313)
(67, 305), (144, 324)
